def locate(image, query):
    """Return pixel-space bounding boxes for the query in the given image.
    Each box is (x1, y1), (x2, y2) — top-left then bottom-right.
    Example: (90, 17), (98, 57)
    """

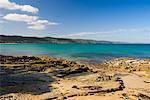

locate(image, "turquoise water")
(0, 44), (150, 63)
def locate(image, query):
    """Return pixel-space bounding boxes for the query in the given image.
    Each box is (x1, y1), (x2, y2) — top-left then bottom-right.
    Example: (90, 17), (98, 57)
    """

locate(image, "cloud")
(61, 28), (150, 37)
(28, 20), (59, 30)
(0, 0), (39, 13)
(3, 13), (59, 30)
(0, 0), (60, 30)
(28, 20), (50, 30)
(3, 13), (38, 22)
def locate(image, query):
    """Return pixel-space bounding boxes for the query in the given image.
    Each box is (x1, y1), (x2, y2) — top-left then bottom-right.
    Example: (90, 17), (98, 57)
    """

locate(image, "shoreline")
(0, 54), (149, 65)
(1, 42), (150, 44)
(0, 55), (150, 100)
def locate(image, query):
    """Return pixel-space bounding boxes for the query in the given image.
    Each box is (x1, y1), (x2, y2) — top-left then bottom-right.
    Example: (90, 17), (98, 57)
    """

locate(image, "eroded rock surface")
(0, 55), (150, 100)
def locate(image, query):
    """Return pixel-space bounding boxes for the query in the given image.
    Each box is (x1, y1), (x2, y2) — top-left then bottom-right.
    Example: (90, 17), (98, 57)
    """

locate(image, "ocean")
(1, 44), (150, 63)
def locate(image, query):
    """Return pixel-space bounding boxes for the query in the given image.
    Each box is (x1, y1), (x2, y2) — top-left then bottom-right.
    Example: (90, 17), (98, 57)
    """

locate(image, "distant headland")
(0, 35), (123, 44)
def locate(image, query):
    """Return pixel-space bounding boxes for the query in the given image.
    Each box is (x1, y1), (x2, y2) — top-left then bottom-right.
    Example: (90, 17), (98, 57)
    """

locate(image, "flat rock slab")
(121, 74), (150, 90)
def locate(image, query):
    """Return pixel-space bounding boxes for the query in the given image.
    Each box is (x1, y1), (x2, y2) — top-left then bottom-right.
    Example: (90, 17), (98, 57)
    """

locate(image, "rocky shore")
(0, 55), (150, 100)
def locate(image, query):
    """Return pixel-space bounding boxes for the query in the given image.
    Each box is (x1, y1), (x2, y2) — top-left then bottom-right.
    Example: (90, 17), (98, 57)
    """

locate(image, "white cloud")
(3, 13), (38, 22)
(0, 0), (39, 13)
(61, 28), (150, 37)
(0, 1), (60, 30)
(3, 13), (59, 30)
(28, 24), (46, 30)
(28, 20), (57, 30)
(28, 20), (49, 30)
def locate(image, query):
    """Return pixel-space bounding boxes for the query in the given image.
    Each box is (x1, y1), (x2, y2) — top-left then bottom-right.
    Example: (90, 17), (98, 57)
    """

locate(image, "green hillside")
(0, 35), (113, 44)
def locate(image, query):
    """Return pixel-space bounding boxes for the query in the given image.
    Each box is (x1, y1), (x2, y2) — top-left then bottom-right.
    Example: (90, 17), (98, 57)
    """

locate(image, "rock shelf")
(0, 55), (150, 100)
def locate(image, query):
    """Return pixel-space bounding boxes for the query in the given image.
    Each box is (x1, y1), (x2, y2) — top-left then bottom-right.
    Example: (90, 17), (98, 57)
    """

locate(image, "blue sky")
(0, 0), (150, 43)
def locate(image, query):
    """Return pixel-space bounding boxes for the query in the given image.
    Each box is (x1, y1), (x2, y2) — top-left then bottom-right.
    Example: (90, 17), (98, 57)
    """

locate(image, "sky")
(0, 0), (150, 43)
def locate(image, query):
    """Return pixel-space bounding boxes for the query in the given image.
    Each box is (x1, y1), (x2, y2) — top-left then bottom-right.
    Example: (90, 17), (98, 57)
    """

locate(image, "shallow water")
(1, 44), (150, 63)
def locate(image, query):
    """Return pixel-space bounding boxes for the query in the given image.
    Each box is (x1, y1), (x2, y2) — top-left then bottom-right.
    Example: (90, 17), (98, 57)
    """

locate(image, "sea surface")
(0, 44), (150, 63)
